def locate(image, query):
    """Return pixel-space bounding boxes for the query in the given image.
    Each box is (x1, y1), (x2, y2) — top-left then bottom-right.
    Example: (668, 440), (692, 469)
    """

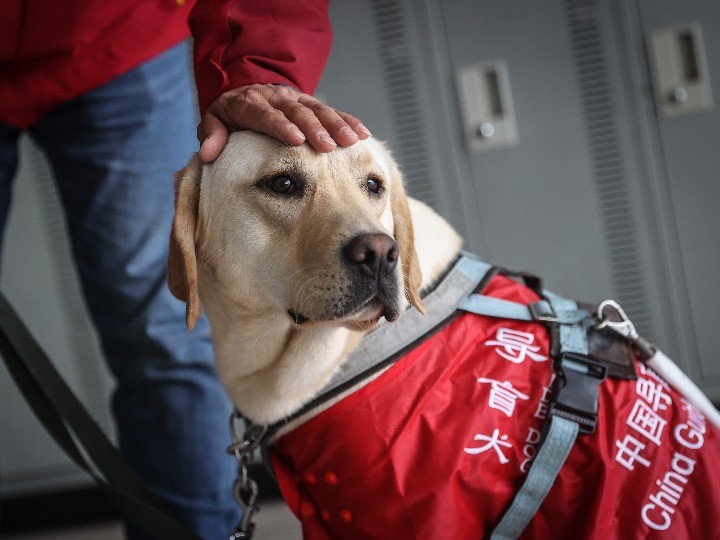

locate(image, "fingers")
(336, 110), (372, 141)
(276, 100), (339, 151)
(290, 95), (357, 150)
(198, 85), (372, 158)
(198, 112), (229, 163)
(225, 87), (308, 145)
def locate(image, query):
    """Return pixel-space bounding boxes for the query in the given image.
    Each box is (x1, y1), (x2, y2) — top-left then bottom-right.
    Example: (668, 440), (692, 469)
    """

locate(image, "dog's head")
(168, 132), (424, 331)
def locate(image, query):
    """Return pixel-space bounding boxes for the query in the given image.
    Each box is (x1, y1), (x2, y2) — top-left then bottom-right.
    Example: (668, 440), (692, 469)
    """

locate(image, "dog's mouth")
(288, 309), (310, 325)
(287, 260), (402, 327)
(288, 290), (400, 327)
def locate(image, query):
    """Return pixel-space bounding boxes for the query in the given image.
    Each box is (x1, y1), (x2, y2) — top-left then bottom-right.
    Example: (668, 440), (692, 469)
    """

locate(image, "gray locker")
(634, 0), (720, 391)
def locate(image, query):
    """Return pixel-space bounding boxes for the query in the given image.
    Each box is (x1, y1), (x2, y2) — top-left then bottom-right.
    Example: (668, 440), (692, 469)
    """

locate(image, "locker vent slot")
(565, 0), (652, 338)
(370, 0), (438, 208)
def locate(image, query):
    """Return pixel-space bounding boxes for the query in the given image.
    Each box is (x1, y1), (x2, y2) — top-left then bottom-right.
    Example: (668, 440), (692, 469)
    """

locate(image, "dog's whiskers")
(287, 264), (321, 282)
(298, 288), (323, 312)
(285, 265), (322, 312)
(294, 275), (320, 312)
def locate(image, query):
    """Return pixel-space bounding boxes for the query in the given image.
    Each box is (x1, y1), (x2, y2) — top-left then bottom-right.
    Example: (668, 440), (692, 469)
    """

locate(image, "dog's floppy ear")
(168, 154), (203, 330)
(389, 162), (426, 314)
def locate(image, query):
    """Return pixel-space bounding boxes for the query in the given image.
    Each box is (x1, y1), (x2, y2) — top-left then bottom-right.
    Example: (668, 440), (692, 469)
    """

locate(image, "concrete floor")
(3, 501), (302, 540)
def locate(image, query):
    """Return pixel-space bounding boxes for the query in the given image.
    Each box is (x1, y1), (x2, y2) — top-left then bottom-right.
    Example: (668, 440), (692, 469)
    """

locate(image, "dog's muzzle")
(343, 232), (401, 321)
(287, 233), (402, 325)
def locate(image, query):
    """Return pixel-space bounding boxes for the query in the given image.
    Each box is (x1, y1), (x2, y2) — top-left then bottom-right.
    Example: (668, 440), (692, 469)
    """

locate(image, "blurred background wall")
(1, 0), (718, 503)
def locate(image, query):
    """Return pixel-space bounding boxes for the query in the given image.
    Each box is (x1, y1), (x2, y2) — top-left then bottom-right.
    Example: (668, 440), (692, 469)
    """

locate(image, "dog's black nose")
(344, 233), (399, 277)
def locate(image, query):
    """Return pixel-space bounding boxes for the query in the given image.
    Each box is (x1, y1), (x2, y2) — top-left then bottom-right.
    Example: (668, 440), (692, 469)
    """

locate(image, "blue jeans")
(0, 42), (240, 539)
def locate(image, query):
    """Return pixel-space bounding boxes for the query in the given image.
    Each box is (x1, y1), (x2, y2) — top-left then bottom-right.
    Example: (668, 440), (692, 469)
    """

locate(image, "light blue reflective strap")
(454, 252), (494, 284)
(545, 291), (589, 355)
(459, 292), (588, 326)
(490, 294), (591, 539)
(490, 416), (579, 540)
(458, 295), (534, 321)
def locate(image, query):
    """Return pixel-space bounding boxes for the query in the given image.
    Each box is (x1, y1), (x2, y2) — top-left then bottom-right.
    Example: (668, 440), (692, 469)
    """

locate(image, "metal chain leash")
(227, 411), (268, 540)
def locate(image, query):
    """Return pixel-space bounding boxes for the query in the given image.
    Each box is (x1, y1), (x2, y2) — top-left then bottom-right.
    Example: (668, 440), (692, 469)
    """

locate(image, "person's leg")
(29, 41), (239, 540)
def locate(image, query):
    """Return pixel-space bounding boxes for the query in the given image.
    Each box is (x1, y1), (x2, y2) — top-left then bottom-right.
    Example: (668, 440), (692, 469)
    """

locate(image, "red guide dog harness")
(267, 255), (720, 539)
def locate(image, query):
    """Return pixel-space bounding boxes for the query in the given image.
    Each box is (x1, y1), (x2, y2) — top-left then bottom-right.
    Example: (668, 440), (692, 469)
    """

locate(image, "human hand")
(197, 84), (372, 162)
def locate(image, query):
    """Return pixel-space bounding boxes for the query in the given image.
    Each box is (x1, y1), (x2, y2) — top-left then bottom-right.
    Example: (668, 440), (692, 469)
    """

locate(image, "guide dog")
(168, 132), (720, 539)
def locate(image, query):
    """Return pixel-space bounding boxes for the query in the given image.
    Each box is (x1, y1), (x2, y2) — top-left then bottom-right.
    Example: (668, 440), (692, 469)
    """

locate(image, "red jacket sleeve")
(189, 0), (332, 114)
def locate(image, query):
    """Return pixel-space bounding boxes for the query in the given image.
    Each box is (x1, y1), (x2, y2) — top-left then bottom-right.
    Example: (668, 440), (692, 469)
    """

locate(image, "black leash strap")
(0, 293), (198, 540)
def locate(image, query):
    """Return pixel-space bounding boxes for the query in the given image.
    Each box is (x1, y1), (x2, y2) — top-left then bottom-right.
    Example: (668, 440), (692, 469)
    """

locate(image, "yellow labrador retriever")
(168, 131), (460, 424)
(167, 132), (720, 540)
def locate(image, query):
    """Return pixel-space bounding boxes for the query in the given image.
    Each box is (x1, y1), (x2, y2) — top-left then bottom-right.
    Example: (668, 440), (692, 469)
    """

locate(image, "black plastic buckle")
(549, 352), (608, 434)
(530, 300), (558, 323)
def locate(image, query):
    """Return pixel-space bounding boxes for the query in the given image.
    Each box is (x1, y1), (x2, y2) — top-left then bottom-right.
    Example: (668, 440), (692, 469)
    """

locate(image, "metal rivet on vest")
(321, 510), (331, 522)
(340, 509), (352, 523)
(300, 502), (316, 517)
(303, 472), (317, 485)
(324, 471), (338, 485)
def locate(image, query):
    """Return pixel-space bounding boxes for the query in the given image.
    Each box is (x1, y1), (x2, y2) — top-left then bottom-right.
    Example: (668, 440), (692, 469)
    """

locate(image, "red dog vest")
(270, 275), (720, 539)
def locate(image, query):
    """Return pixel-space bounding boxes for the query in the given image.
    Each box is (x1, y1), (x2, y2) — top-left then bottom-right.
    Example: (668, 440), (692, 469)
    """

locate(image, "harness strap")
(458, 294), (588, 325)
(490, 416), (579, 540)
(488, 294), (605, 539)
(544, 290), (591, 355)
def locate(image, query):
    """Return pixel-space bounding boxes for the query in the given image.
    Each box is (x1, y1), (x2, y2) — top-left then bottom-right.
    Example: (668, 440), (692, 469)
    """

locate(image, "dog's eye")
(268, 176), (296, 194)
(366, 177), (382, 195)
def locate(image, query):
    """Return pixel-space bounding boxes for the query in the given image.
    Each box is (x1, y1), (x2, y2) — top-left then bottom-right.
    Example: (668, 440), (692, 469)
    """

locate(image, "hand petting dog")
(197, 83), (372, 162)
